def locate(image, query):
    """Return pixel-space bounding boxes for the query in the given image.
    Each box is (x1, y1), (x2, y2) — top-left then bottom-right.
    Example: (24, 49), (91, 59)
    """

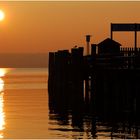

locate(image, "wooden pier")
(48, 37), (140, 124)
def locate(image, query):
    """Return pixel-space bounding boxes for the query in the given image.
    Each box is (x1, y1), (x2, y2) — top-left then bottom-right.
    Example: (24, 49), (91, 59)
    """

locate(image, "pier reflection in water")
(49, 97), (140, 139)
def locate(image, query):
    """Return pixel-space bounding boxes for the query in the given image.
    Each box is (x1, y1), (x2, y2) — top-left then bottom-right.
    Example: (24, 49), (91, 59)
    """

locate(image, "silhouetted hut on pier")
(98, 38), (121, 54)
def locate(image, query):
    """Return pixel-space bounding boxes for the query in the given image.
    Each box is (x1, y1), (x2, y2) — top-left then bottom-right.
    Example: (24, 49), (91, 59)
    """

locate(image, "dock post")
(71, 47), (84, 112)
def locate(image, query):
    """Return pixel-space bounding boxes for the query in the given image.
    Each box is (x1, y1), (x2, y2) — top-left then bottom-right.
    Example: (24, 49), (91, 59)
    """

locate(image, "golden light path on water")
(0, 68), (11, 138)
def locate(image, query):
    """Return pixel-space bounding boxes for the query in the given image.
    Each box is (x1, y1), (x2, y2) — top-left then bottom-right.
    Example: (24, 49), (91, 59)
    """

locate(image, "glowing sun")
(0, 10), (5, 21)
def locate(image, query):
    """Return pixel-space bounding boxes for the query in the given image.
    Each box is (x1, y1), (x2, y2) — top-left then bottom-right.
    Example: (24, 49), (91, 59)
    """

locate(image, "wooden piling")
(70, 47), (84, 111)
(48, 52), (55, 110)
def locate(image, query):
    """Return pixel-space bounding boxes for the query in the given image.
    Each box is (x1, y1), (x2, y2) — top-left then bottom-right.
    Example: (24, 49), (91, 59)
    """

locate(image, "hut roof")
(98, 38), (121, 46)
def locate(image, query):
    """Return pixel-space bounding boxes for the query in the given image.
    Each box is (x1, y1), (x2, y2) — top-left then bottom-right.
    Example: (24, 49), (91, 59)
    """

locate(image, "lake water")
(0, 68), (139, 139)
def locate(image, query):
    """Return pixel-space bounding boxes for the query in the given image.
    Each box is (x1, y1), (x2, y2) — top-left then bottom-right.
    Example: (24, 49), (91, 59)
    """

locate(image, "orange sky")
(0, 1), (140, 53)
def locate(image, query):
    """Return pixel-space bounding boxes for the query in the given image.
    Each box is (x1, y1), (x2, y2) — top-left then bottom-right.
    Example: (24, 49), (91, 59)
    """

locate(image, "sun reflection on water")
(0, 79), (4, 92)
(0, 92), (5, 138)
(0, 68), (10, 138)
(0, 69), (10, 77)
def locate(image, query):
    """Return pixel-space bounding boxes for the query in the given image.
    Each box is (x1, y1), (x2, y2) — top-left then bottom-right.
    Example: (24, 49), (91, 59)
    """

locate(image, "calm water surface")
(0, 68), (139, 139)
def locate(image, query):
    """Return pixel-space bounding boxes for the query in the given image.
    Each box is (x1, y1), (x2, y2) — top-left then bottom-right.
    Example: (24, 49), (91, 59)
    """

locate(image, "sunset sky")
(0, 1), (140, 53)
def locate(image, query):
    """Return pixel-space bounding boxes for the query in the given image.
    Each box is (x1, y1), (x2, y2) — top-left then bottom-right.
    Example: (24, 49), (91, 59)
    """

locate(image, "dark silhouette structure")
(98, 38), (121, 54)
(48, 23), (140, 138)
(111, 23), (140, 51)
